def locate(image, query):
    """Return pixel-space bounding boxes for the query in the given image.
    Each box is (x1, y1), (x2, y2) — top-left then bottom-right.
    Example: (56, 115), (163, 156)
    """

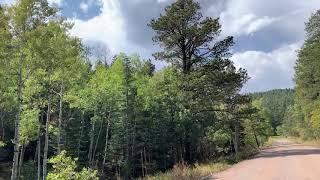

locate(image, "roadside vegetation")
(144, 162), (229, 180)
(276, 11), (320, 141)
(144, 143), (261, 180)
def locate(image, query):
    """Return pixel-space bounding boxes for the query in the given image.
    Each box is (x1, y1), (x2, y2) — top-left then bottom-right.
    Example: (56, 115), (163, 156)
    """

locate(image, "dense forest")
(250, 89), (295, 134)
(279, 10), (320, 139)
(0, 0), (301, 179)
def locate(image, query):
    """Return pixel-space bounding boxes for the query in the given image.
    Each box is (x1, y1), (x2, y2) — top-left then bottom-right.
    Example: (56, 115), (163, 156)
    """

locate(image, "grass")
(263, 136), (284, 147)
(263, 136), (320, 148)
(143, 149), (258, 180)
(144, 161), (230, 180)
(287, 137), (320, 147)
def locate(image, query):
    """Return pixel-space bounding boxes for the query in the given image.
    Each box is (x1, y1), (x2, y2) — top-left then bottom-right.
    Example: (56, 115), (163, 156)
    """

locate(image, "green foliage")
(204, 129), (231, 152)
(149, 0), (233, 73)
(288, 9), (320, 139)
(47, 151), (98, 180)
(0, 141), (5, 148)
(250, 89), (295, 134)
(305, 10), (320, 40)
(20, 108), (40, 145)
(310, 102), (320, 129)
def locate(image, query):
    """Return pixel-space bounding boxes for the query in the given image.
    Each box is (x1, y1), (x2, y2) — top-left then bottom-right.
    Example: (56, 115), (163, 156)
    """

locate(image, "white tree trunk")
(103, 110), (111, 165)
(43, 95), (51, 180)
(11, 64), (22, 180)
(18, 144), (25, 178)
(88, 120), (95, 166)
(57, 83), (64, 153)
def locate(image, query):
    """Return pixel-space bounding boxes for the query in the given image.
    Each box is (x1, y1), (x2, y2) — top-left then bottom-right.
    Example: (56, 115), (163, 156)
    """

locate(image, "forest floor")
(210, 138), (320, 180)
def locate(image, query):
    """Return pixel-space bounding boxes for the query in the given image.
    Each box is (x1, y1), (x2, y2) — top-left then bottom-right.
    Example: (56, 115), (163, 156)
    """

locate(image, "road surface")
(211, 139), (320, 180)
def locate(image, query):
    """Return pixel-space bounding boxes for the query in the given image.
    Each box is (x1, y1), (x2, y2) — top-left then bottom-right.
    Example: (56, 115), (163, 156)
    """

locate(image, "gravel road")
(211, 139), (320, 180)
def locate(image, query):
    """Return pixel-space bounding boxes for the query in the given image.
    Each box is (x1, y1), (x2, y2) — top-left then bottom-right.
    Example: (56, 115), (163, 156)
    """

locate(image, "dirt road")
(211, 139), (320, 180)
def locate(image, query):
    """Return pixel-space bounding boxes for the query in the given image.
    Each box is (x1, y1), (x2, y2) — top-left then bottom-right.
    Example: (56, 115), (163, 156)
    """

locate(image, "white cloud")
(68, 0), (320, 91)
(71, 0), (158, 57)
(47, 0), (63, 6)
(1, 0), (14, 5)
(80, 2), (89, 13)
(215, 0), (320, 37)
(71, 0), (126, 53)
(157, 0), (171, 3)
(221, 13), (276, 36)
(232, 43), (301, 92)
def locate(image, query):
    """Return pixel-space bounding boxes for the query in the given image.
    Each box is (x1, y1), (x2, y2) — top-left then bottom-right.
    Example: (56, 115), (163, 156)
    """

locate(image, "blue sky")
(2, 0), (320, 92)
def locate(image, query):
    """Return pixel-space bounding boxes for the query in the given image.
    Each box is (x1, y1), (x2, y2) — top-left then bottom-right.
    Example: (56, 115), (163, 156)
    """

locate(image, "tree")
(294, 9), (320, 139)
(47, 151), (98, 180)
(7, 1), (58, 179)
(149, 0), (233, 73)
(305, 10), (320, 41)
(0, 5), (14, 144)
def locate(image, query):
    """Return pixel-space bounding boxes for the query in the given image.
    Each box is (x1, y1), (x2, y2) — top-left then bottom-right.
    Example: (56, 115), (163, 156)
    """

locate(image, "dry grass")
(144, 162), (230, 180)
(288, 137), (320, 147)
(264, 136), (320, 148)
(263, 136), (283, 147)
(143, 147), (259, 180)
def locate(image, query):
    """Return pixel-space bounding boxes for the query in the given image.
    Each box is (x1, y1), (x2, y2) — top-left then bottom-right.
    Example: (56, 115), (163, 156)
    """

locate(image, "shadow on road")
(256, 145), (320, 159)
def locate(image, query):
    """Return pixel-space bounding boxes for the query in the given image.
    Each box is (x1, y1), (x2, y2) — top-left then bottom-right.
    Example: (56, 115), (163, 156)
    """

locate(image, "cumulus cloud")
(220, 13), (277, 36)
(63, 0), (320, 91)
(232, 43), (301, 92)
(71, 0), (126, 53)
(71, 0), (169, 58)
(216, 0), (320, 44)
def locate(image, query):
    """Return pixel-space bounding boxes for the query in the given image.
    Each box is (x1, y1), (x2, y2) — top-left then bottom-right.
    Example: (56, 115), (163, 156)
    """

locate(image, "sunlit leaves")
(47, 151), (98, 180)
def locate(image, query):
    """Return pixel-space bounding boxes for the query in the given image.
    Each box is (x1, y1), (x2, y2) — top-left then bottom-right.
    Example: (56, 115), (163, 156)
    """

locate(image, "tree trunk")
(144, 147), (147, 175)
(11, 63), (22, 180)
(184, 141), (191, 163)
(141, 150), (144, 177)
(103, 110), (110, 165)
(88, 120), (95, 166)
(234, 122), (239, 155)
(77, 112), (84, 160)
(18, 144), (25, 178)
(57, 83), (64, 153)
(0, 110), (4, 140)
(253, 129), (260, 148)
(37, 137), (41, 180)
(92, 119), (103, 165)
(43, 95), (51, 180)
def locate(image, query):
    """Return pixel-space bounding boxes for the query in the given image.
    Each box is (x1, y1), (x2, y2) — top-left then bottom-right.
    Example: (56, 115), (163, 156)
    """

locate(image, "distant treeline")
(250, 89), (295, 134)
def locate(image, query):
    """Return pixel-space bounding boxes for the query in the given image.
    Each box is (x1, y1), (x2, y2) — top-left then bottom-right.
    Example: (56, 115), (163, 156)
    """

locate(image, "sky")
(2, 0), (320, 92)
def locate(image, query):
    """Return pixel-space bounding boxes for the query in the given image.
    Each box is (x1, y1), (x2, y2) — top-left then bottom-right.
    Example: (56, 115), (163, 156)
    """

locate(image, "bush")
(47, 151), (98, 180)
